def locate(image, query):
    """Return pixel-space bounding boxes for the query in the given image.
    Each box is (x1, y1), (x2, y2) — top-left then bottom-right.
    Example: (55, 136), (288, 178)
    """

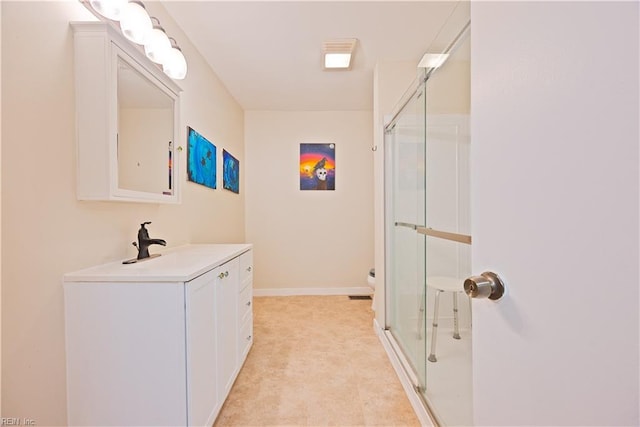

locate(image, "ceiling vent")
(322, 38), (357, 70)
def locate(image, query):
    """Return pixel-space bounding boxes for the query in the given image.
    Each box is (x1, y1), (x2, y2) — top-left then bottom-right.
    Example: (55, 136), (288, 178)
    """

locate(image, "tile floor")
(214, 295), (420, 426)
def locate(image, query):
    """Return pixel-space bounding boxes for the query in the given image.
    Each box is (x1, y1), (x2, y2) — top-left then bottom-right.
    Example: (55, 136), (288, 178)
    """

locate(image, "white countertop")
(64, 244), (252, 283)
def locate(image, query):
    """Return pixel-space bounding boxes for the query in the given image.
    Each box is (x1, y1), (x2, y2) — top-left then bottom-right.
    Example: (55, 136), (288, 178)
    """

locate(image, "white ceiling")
(162, 1), (469, 111)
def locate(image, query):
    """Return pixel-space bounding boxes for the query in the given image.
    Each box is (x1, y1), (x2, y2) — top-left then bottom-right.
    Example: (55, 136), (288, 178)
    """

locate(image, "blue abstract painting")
(187, 127), (216, 190)
(223, 149), (240, 194)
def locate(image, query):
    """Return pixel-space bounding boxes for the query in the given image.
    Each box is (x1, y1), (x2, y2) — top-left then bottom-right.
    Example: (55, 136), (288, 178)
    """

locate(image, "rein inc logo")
(1, 418), (35, 426)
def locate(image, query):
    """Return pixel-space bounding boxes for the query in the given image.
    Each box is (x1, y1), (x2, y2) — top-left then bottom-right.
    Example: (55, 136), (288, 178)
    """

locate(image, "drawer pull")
(224, 271), (229, 277)
(246, 301), (251, 306)
(218, 272), (225, 279)
(247, 266), (252, 272)
(247, 335), (252, 341)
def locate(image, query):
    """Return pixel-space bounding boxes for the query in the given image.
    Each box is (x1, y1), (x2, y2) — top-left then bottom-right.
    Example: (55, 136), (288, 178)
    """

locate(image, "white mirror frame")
(72, 21), (182, 204)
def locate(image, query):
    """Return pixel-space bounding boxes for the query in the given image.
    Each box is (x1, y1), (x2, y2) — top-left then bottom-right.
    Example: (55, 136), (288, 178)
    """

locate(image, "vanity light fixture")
(89, 0), (127, 21)
(119, 1), (152, 45)
(83, 0), (187, 80)
(418, 53), (450, 69)
(163, 38), (187, 80)
(322, 39), (357, 70)
(144, 19), (171, 64)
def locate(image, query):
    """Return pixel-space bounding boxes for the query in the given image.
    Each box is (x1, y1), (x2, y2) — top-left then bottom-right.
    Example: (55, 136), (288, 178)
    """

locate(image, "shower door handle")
(464, 271), (505, 300)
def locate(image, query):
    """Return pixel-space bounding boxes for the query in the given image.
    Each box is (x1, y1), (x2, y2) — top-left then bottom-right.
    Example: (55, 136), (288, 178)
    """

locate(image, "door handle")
(464, 271), (505, 300)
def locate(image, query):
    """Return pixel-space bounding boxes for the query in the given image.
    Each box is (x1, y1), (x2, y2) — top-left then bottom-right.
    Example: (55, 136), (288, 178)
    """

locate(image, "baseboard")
(373, 318), (435, 427)
(253, 287), (373, 297)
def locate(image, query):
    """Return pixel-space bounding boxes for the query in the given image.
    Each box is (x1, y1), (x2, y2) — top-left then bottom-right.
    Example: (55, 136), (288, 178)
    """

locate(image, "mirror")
(117, 56), (175, 196)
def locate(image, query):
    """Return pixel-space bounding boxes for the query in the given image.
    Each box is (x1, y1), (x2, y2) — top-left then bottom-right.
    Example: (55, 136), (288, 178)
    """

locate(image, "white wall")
(245, 111), (373, 294)
(1, 2), (245, 424)
(471, 2), (639, 425)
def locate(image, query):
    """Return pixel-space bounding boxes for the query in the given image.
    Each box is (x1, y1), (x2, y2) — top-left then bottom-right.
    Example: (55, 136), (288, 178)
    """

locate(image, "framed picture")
(187, 126), (216, 190)
(223, 149), (240, 194)
(300, 143), (335, 191)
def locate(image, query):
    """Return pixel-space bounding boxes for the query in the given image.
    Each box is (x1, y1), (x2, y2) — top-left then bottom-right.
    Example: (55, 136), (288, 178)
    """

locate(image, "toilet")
(367, 268), (376, 309)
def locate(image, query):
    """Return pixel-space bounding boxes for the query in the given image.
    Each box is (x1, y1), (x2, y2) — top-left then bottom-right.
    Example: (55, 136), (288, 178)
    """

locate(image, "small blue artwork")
(223, 149), (240, 194)
(187, 127), (216, 190)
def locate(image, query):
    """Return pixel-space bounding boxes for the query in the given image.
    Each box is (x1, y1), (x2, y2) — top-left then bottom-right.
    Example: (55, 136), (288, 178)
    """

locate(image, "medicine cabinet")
(72, 21), (182, 203)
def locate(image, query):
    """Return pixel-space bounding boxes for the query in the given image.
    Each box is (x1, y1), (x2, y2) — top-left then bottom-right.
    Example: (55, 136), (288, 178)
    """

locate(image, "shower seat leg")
(416, 289), (425, 339)
(428, 290), (441, 362)
(453, 291), (461, 340)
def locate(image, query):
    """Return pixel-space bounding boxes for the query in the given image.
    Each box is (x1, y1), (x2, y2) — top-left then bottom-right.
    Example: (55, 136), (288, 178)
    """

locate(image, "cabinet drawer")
(238, 284), (252, 323)
(239, 251), (253, 283)
(238, 316), (253, 363)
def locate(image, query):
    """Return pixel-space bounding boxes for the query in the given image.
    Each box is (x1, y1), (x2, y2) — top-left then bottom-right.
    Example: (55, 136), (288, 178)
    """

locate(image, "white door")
(471, 2), (638, 426)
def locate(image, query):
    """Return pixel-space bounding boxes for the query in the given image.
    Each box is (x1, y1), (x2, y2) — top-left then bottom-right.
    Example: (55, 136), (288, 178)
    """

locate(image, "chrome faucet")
(132, 222), (166, 260)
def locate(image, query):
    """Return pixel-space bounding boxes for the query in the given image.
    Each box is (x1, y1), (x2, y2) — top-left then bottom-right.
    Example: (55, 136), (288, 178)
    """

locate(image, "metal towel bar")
(394, 222), (472, 245)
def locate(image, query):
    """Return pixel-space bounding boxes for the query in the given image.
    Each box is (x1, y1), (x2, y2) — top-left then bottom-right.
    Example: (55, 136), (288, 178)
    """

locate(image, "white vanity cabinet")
(64, 244), (253, 427)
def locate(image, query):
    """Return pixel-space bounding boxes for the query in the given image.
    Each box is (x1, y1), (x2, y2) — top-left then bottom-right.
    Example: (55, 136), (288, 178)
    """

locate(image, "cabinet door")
(71, 21), (181, 203)
(64, 282), (187, 426)
(215, 258), (240, 399)
(185, 269), (218, 427)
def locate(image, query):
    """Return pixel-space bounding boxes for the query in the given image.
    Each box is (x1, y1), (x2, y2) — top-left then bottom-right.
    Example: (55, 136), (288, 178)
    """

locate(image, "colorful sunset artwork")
(300, 143), (335, 191)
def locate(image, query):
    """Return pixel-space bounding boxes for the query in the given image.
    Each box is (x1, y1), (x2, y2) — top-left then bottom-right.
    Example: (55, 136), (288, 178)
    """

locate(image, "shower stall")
(383, 24), (471, 426)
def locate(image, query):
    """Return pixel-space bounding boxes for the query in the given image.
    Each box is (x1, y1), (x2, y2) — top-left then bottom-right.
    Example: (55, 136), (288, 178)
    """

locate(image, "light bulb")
(144, 25), (171, 64)
(324, 53), (351, 69)
(163, 45), (187, 80)
(89, 0), (128, 21)
(119, 1), (152, 45)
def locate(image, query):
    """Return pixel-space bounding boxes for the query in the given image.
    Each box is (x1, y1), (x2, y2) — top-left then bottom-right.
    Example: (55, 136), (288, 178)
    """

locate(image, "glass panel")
(421, 30), (472, 426)
(385, 82), (427, 389)
(117, 55), (175, 195)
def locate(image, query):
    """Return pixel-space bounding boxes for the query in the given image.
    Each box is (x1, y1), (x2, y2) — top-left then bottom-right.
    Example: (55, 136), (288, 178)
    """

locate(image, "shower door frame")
(380, 21), (472, 427)
(383, 70), (444, 426)
(383, 74), (427, 380)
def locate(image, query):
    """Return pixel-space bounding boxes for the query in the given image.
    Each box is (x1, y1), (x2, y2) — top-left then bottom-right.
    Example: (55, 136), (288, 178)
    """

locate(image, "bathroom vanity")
(63, 244), (253, 426)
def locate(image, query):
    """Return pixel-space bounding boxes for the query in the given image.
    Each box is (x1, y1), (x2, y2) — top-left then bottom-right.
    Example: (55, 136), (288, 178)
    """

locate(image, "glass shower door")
(421, 29), (472, 426)
(421, 118), (472, 425)
(385, 80), (427, 391)
(384, 24), (472, 427)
